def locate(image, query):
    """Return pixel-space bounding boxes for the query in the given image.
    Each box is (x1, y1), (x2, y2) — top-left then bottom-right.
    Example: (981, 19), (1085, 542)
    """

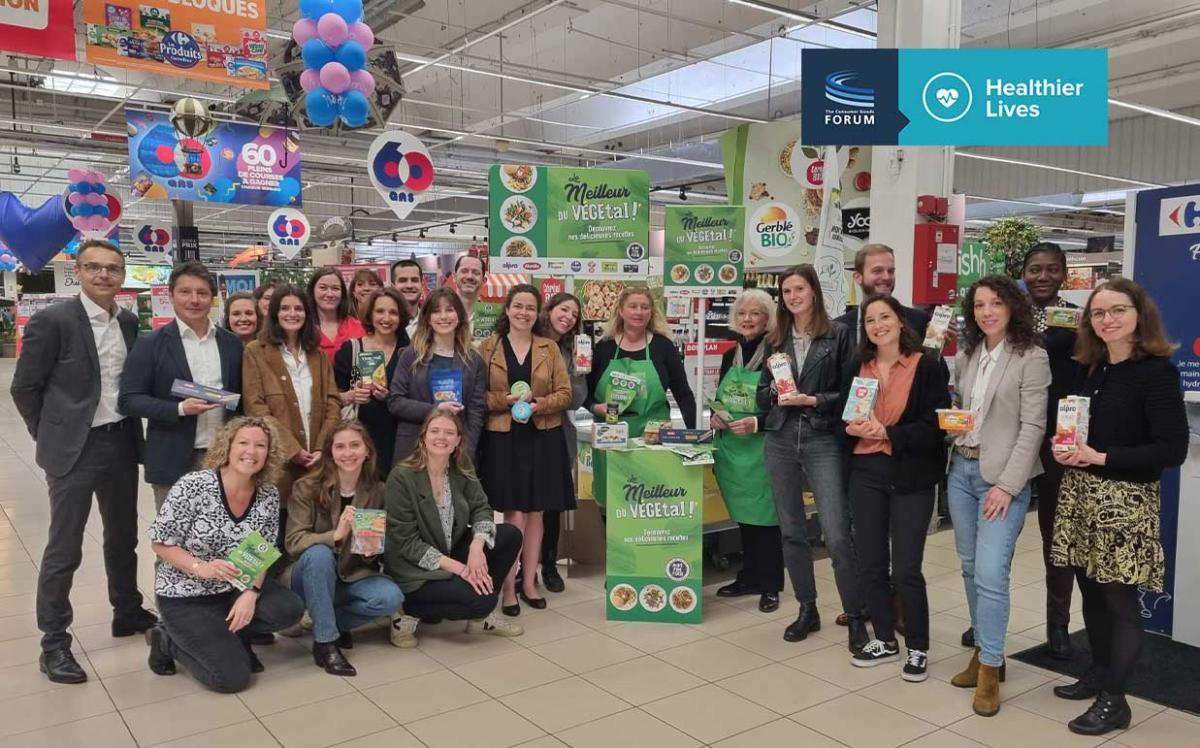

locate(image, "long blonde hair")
(400, 410), (476, 476)
(601, 287), (670, 340)
(409, 288), (473, 368)
(202, 416), (287, 487)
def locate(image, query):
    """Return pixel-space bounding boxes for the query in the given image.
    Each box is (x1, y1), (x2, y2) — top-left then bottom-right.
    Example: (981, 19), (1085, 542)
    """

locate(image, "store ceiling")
(1, 0), (1198, 261)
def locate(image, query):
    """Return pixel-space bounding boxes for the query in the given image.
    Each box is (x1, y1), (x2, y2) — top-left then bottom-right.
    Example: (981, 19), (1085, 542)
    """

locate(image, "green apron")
(592, 338), (670, 508)
(713, 363), (778, 526)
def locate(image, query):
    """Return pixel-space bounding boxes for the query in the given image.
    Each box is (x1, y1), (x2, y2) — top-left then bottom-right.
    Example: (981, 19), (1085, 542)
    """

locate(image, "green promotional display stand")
(604, 448), (705, 623)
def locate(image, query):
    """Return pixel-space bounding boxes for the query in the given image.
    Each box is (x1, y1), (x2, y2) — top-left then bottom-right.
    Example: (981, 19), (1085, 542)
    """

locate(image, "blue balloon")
(302, 39), (334, 70)
(339, 89), (369, 127)
(95, 204), (110, 218)
(334, 40), (366, 71)
(330, 0), (362, 23)
(74, 182), (92, 195)
(299, 0), (330, 20)
(93, 183), (106, 195)
(306, 87), (339, 127)
(0, 192), (78, 272)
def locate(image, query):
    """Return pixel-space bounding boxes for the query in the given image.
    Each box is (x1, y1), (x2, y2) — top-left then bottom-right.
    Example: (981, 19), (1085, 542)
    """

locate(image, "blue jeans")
(764, 419), (864, 615)
(947, 454), (1031, 667)
(289, 544), (404, 644)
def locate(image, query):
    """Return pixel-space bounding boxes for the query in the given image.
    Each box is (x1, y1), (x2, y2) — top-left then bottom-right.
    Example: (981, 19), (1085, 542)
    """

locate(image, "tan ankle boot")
(951, 648), (980, 688)
(974, 663), (1002, 716)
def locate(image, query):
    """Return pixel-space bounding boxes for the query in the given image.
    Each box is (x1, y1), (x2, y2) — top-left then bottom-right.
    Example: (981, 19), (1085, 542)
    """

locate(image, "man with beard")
(834, 244), (932, 341)
(452, 254), (485, 333)
(391, 259), (424, 339)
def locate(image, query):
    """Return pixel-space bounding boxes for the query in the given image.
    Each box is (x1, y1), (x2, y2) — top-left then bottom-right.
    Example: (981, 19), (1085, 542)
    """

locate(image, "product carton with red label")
(1053, 396), (1091, 452)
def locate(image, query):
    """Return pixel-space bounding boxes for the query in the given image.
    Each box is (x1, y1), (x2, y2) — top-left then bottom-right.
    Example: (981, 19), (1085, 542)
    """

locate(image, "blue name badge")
(801, 48), (1108, 146)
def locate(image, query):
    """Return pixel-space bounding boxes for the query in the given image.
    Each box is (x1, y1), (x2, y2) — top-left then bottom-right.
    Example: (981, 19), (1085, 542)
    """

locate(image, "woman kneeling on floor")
(144, 417), (305, 693)
(384, 411), (524, 646)
(285, 420), (405, 677)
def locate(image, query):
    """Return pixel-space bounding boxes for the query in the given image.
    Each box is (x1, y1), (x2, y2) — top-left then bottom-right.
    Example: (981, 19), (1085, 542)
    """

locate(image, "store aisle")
(0, 358), (1194, 747)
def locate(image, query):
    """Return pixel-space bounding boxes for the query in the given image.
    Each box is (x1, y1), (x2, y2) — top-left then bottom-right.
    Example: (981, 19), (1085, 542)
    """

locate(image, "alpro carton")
(1053, 396), (1091, 452)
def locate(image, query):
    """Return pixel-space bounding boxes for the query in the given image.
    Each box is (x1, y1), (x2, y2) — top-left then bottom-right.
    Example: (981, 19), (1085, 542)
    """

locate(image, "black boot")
(1068, 693), (1131, 736)
(1046, 623), (1074, 661)
(336, 631), (354, 649)
(846, 615), (870, 654)
(716, 580), (759, 598)
(1054, 667), (1105, 700)
(313, 641), (357, 677)
(145, 625), (176, 676)
(242, 639), (264, 673)
(783, 604), (821, 642)
(542, 565), (566, 593)
(961, 626), (975, 648)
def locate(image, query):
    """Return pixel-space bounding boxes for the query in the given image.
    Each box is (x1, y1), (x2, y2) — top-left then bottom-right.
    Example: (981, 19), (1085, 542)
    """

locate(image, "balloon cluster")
(294, 0), (375, 128)
(0, 248), (18, 271)
(66, 169), (119, 235)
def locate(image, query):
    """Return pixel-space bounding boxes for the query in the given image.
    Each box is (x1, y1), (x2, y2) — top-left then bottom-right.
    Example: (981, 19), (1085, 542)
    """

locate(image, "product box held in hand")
(767, 352), (797, 398)
(658, 428), (715, 445)
(357, 350), (387, 389)
(842, 377), (879, 422)
(351, 509), (386, 556)
(171, 379), (241, 410)
(1053, 396), (1091, 452)
(431, 368), (464, 404)
(593, 422), (629, 449)
(1046, 307), (1083, 329)
(936, 408), (976, 433)
(226, 531), (281, 590)
(574, 334), (593, 373)
(922, 306), (954, 352)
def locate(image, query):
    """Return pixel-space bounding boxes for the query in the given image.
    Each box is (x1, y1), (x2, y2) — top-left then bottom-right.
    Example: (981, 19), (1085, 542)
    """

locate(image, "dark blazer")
(10, 296), (144, 477)
(844, 353), (950, 490)
(333, 337), (405, 474)
(383, 464), (496, 593)
(387, 346), (487, 464)
(1039, 300), (1081, 432)
(118, 321), (243, 486)
(756, 320), (856, 435)
(836, 303), (931, 343)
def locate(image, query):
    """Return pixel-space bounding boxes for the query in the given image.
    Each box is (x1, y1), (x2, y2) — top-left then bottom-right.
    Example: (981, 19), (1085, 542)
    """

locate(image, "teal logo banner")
(802, 49), (1108, 146)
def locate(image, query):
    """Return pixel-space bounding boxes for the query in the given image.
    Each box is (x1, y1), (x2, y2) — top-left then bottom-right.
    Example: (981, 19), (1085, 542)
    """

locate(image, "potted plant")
(981, 216), (1042, 279)
(0, 310), (16, 358)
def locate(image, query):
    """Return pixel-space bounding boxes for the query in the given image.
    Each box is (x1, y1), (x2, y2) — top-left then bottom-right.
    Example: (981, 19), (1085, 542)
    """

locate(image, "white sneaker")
(466, 612), (524, 637)
(390, 614), (420, 648)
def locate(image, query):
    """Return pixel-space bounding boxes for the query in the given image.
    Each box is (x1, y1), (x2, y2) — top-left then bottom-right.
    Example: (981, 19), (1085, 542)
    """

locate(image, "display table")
(602, 445), (707, 623)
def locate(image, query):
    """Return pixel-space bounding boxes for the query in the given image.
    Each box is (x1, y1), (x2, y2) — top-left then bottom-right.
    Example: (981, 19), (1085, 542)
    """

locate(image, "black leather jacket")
(755, 320), (855, 435)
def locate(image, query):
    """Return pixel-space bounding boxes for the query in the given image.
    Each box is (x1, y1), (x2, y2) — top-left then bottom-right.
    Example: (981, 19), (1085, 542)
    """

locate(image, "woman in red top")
(308, 267), (365, 363)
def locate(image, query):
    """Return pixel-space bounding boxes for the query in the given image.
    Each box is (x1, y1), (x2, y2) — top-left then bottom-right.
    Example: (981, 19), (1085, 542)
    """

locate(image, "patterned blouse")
(418, 472), (455, 571)
(147, 470), (281, 598)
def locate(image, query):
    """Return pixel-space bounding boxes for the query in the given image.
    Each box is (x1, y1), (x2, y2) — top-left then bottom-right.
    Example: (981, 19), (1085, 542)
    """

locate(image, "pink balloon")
(86, 170), (104, 183)
(85, 193), (105, 205)
(293, 17), (318, 44)
(348, 21), (374, 48)
(350, 69), (375, 95)
(317, 13), (349, 47)
(319, 61), (351, 94)
(90, 216), (109, 231)
(67, 168), (88, 183)
(67, 192), (86, 205)
(300, 68), (320, 92)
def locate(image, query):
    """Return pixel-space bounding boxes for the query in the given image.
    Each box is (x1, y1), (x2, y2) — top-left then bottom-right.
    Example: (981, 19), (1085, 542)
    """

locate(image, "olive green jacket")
(383, 464), (496, 593)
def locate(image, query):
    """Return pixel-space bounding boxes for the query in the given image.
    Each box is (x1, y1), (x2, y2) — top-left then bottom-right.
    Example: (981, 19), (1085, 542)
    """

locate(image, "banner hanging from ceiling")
(126, 110), (302, 206)
(663, 205), (744, 297)
(368, 131), (435, 220)
(800, 48), (1108, 145)
(488, 165), (650, 278)
(0, 0), (76, 61)
(83, 0), (270, 89)
(268, 207), (311, 260)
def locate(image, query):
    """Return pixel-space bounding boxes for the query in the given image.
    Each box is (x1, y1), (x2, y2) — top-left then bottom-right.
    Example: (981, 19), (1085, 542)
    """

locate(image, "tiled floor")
(0, 359), (1196, 747)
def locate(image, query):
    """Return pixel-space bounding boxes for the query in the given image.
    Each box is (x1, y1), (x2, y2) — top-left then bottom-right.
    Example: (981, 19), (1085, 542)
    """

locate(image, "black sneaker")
(851, 639), (900, 667)
(902, 649), (929, 682)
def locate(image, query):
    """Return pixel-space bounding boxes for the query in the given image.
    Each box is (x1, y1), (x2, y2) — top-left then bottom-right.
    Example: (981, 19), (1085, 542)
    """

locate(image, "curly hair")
(400, 410), (476, 477)
(856, 293), (923, 362)
(202, 416), (288, 487)
(536, 292), (583, 350)
(960, 274), (1040, 356)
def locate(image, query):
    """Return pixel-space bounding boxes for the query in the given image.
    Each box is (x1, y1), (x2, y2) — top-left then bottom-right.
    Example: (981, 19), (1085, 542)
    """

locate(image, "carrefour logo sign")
(1159, 195), (1200, 236)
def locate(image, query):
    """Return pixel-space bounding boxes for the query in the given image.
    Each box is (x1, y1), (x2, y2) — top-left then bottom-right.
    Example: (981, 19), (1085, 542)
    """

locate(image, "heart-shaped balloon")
(0, 192), (78, 272)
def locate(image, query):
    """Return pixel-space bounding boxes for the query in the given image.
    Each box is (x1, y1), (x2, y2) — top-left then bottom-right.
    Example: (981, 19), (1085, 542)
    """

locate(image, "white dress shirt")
(80, 293), (126, 427)
(280, 344), (313, 449)
(176, 319), (224, 449)
(961, 339), (1006, 448)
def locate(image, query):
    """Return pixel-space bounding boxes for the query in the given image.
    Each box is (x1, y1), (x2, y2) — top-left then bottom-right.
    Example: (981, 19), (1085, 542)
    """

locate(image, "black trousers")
(1076, 569), (1143, 695)
(849, 454), (933, 651)
(157, 579), (304, 694)
(38, 421), (143, 652)
(403, 524), (523, 621)
(734, 523), (785, 593)
(541, 510), (561, 570)
(1036, 438), (1075, 626)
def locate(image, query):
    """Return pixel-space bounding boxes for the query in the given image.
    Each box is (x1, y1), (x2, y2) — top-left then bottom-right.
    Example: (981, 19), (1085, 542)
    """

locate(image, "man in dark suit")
(119, 261), (243, 508)
(10, 239), (157, 684)
(834, 243), (932, 342)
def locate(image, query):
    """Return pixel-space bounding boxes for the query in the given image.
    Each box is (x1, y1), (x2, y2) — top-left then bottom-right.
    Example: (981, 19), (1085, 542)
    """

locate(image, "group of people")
(9, 239), (1188, 737)
(704, 243), (1187, 736)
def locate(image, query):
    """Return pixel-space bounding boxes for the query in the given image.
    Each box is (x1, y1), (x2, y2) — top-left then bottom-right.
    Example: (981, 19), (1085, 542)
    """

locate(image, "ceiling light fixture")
(449, 223), (457, 234)
(419, 228), (426, 238)
(954, 151), (1164, 188)
(1109, 98), (1200, 129)
(728, 0), (876, 38)
(679, 186), (688, 201)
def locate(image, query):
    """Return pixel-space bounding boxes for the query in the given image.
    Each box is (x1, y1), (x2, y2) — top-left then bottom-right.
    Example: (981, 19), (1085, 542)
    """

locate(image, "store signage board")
(82, 0), (269, 89)
(605, 449), (703, 623)
(488, 165), (650, 278)
(267, 208), (311, 260)
(801, 48), (1108, 145)
(126, 110), (301, 206)
(0, 0), (76, 61)
(664, 206), (744, 297)
(368, 131), (435, 220)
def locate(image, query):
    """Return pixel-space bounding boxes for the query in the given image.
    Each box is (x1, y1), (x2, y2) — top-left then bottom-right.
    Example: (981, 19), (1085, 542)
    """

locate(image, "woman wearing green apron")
(585, 288), (697, 510)
(712, 290), (783, 613)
